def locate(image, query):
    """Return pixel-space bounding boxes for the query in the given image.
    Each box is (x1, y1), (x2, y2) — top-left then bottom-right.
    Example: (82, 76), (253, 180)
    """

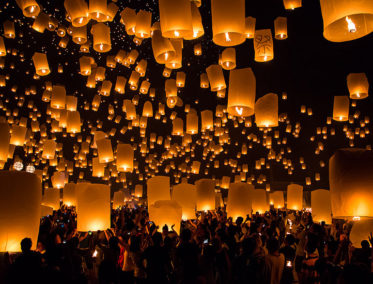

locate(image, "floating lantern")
(311, 189), (332, 224)
(120, 8), (136, 35)
(0, 123), (10, 162)
(221, 48), (236, 70)
(96, 138), (114, 163)
(333, 96), (349, 121)
(283, 0), (302, 10)
(196, 179), (216, 211)
(287, 184), (303, 210)
(72, 26), (87, 44)
(51, 85), (66, 109)
(64, 0), (89, 27)
(255, 93), (278, 127)
(17, 0), (41, 17)
(252, 188), (269, 214)
(186, 110), (199, 134)
(91, 23), (111, 52)
(42, 139), (56, 159)
(274, 17), (288, 39)
(135, 10), (152, 38)
(63, 183), (77, 207)
(269, 191), (285, 209)
(245, 17), (256, 38)
(347, 73), (369, 99)
(201, 110), (214, 131)
(89, 0), (108, 22)
(135, 184), (143, 197)
(116, 144), (133, 172)
(32, 52), (50, 76)
(147, 176), (171, 206)
(185, 2), (204, 40)
(10, 125), (27, 146)
(227, 182), (252, 220)
(66, 111), (81, 133)
(254, 29), (274, 62)
(172, 183), (196, 220)
(3, 21), (15, 39)
(206, 64), (226, 92)
(112, 191), (125, 209)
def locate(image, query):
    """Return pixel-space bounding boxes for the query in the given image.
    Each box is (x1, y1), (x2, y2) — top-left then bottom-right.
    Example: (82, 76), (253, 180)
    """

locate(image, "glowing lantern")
(251, 188), (269, 214)
(72, 26), (87, 44)
(149, 200), (182, 234)
(176, 72), (186, 87)
(201, 110), (214, 131)
(120, 8), (137, 35)
(32, 12), (49, 33)
(42, 139), (56, 159)
(269, 191), (285, 209)
(76, 183), (111, 232)
(89, 0), (108, 22)
(135, 10), (152, 38)
(245, 17), (256, 38)
(206, 64), (226, 92)
(63, 183), (77, 207)
(283, 0), (302, 10)
(184, 2), (204, 40)
(172, 183), (196, 220)
(333, 96), (349, 121)
(0, 123), (10, 162)
(143, 101), (153, 117)
(135, 184), (143, 197)
(196, 179), (216, 211)
(287, 184), (303, 210)
(221, 48), (236, 70)
(16, 0), (41, 17)
(3, 21), (15, 39)
(96, 138), (114, 163)
(116, 144), (133, 172)
(0, 172), (41, 252)
(42, 188), (60, 210)
(254, 29), (274, 62)
(186, 110), (199, 134)
(147, 176), (171, 206)
(255, 93), (278, 127)
(66, 111), (81, 133)
(274, 17), (288, 39)
(320, 0), (373, 42)
(329, 148), (373, 218)
(311, 189), (332, 224)
(115, 76), (127, 94)
(158, 0), (193, 38)
(211, 0), (245, 46)
(32, 52), (50, 76)
(66, 96), (78, 111)
(347, 73), (369, 99)
(92, 157), (105, 177)
(350, 219), (373, 248)
(51, 172), (66, 189)
(227, 67), (256, 117)
(227, 183), (252, 220)
(51, 85), (66, 109)
(91, 23), (111, 52)
(64, 0), (89, 27)
(0, 36), (5, 56)
(10, 125), (27, 146)
(112, 191), (125, 209)
(106, 2), (118, 21)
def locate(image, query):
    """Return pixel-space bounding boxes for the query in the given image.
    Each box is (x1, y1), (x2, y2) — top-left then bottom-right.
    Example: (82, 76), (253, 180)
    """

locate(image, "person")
(264, 238), (285, 284)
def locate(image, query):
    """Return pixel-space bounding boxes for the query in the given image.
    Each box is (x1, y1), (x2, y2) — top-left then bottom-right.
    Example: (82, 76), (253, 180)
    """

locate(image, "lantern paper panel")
(147, 176), (171, 206)
(149, 200), (182, 234)
(172, 183), (196, 220)
(227, 182), (252, 221)
(196, 179), (216, 211)
(311, 189), (332, 224)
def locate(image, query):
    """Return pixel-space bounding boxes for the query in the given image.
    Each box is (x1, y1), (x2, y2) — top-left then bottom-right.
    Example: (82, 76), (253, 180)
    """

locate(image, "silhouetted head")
(20, 238), (32, 253)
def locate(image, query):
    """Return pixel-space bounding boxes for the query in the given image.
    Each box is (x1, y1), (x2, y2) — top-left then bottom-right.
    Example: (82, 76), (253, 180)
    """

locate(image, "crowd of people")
(1, 205), (372, 284)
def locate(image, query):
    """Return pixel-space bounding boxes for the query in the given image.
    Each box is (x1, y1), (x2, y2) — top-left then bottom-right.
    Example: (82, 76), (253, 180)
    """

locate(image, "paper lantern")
(96, 138), (114, 163)
(66, 96), (78, 111)
(63, 183), (77, 207)
(128, 71), (140, 90)
(311, 189), (332, 224)
(115, 76), (127, 94)
(211, 0), (245, 46)
(42, 139), (56, 159)
(149, 200), (182, 234)
(269, 191), (285, 209)
(252, 188), (269, 214)
(64, 0), (89, 27)
(164, 39), (182, 70)
(255, 93), (278, 127)
(184, 2), (204, 40)
(66, 111), (81, 133)
(89, 0), (108, 22)
(51, 171), (66, 189)
(172, 183), (196, 220)
(0, 123), (10, 162)
(172, 118), (184, 136)
(274, 17), (288, 40)
(283, 0), (302, 10)
(158, 0), (193, 38)
(176, 71), (186, 87)
(32, 52), (50, 76)
(72, 26), (87, 44)
(112, 191), (125, 209)
(51, 85), (66, 109)
(106, 2), (118, 22)
(116, 144), (133, 172)
(221, 48), (236, 70)
(135, 184), (143, 198)
(17, 0), (41, 17)
(120, 8), (136, 35)
(227, 67), (256, 117)
(254, 29), (274, 62)
(287, 184), (303, 210)
(201, 110), (213, 131)
(147, 176), (171, 206)
(245, 17), (256, 38)
(333, 96), (349, 121)
(186, 110), (199, 134)
(135, 10), (152, 38)
(76, 183), (111, 232)
(0, 36), (5, 56)
(92, 23), (111, 52)
(196, 179), (216, 211)
(347, 73), (369, 99)
(227, 182), (252, 220)
(42, 188), (60, 210)
(92, 157), (105, 177)
(0, 172), (41, 252)
(350, 219), (373, 248)
(79, 56), (91, 75)
(329, 148), (373, 217)
(142, 101), (153, 117)
(320, 0), (373, 42)
(3, 20), (15, 39)
(32, 12), (49, 33)
(206, 64), (226, 92)
(10, 125), (27, 146)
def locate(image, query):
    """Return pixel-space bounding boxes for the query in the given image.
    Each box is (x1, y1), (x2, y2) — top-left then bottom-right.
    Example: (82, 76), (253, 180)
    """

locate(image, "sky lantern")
(149, 200), (182, 234)
(245, 17), (256, 38)
(135, 184), (143, 198)
(3, 21), (15, 39)
(254, 29), (274, 62)
(0, 123), (10, 162)
(51, 85), (66, 109)
(211, 0), (245, 46)
(283, 0), (302, 10)
(32, 12), (49, 33)
(0, 36), (5, 56)
(166, 39), (183, 69)
(252, 188), (269, 214)
(274, 17), (288, 40)
(92, 157), (105, 177)
(51, 171), (66, 189)
(320, 0), (373, 42)
(151, 22), (176, 64)
(142, 101), (153, 117)
(172, 118), (184, 136)
(106, 2), (119, 22)
(201, 110), (214, 131)
(269, 191), (285, 209)
(196, 179), (216, 211)
(227, 67), (256, 117)
(347, 73), (369, 99)
(158, 0), (193, 39)
(0, 172), (41, 252)
(96, 138), (114, 163)
(91, 23), (111, 53)
(184, 2), (204, 40)
(116, 144), (133, 172)
(16, 0), (41, 17)
(221, 48), (236, 70)
(115, 76), (127, 94)
(42, 139), (56, 159)
(10, 125), (27, 146)
(333, 96), (349, 121)
(186, 110), (199, 135)
(76, 183), (111, 232)
(206, 64), (226, 92)
(64, 0), (89, 27)
(227, 182), (252, 221)
(32, 52), (50, 76)
(112, 191), (125, 209)
(63, 183), (77, 207)
(255, 93), (278, 127)
(72, 26), (87, 44)
(135, 10), (152, 38)
(66, 111), (81, 133)
(89, 0), (108, 22)
(311, 189), (332, 224)
(287, 184), (303, 210)
(147, 176), (171, 206)
(172, 183), (196, 220)
(120, 7), (136, 35)
(329, 148), (373, 218)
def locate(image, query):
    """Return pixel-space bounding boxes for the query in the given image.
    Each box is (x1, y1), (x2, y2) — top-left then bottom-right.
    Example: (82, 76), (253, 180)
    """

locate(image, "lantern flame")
(346, 16), (356, 33)
(225, 32), (231, 42)
(164, 52), (169, 61)
(174, 30), (180, 37)
(78, 17), (83, 24)
(30, 6), (35, 13)
(235, 107), (243, 116)
(352, 216), (360, 221)
(92, 250), (98, 257)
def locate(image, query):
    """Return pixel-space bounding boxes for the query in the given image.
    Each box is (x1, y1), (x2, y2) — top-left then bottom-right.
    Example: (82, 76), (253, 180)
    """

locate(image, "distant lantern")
(254, 29), (274, 62)
(0, 36), (5, 56)
(3, 20), (15, 39)
(172, 183), (196, 220)
(274, 17), (288, 39)
(106, 2), (118, 22)
(211, 0), (246, 46)
(176, 72), (186, 87)
(333, 96), (349, 121)
(63, 183), (77, 207)
(0, 172), (41, 252)
(32, 12), (49, 33)
(147, 176), (171, 206)
(350, 219), (373, 248)
(206, 64), (226, 92)
(227, 183), (252, 221)
(115, 76), (127, 94)
(149, 200), (182, 234)
(89, 0), (108, 22)
(91, 23), (111, 52)
(67, 111), (81, 133)
(158, 0), (193, 38)
(329, 148), (373, 218)
(255, 93), (278, 127)
(96, 138), (114, 163)
(135, 10), (152, 38)
(186, 111), (199, 134)
(42, 188), (60, 210)
(269, 191), (285, 209)
(42, 139), (56, 159)
(51, 172), (66, 189)
(320, 0), (373, 42)
(283, 0), (302, 10)
(196, 179), (216, 211)
(64, 0), (89, 27)
(227, 67), (256, 117)
(72, 26), (87, 44)
(76, 183), (111, 232)
(172, 118), (184, 136)
(0, 123), (10, 162)
(347, 73), (369, 99)
(252, 188), (269, 214)
(221, 48), (236, 70)
(116, 144), (133, 172)
(287, 184), (303, 210)
(201, 110), (214, 131)
(194, 43), (202, 55)
(51, 85), (66, 109)
(311, 189), (332, 224)
(245, 17), (256, 38)
(32, 52), (50, 76)
(112, 191), (125, 209)
(135, 184), (143, 197)
(143, 101), (153, 117)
